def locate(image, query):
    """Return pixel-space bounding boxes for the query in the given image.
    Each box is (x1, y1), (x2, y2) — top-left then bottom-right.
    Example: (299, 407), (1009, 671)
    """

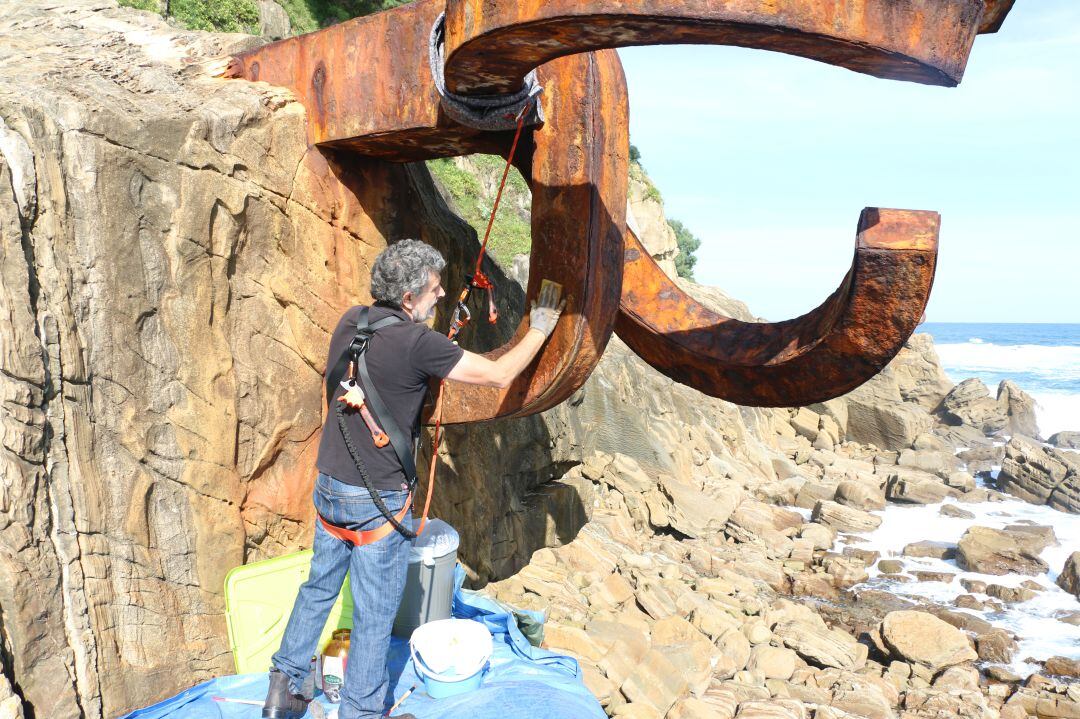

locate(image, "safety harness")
(320, 97), (536, 547)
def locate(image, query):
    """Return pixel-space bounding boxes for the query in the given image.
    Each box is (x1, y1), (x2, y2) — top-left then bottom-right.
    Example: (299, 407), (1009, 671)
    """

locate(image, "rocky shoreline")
(475, 347), (1080, 719)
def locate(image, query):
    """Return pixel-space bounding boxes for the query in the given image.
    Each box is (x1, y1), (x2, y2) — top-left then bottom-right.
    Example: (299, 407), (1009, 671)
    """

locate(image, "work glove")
(529, 282), (565, 339)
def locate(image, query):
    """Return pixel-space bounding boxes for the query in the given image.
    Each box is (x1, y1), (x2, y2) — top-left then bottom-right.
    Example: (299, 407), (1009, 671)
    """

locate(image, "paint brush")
(384, 685), (416, 717)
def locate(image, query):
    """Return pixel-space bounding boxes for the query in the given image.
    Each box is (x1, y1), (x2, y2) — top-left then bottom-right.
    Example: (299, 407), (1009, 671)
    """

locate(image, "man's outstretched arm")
(446, 287), (564, 389)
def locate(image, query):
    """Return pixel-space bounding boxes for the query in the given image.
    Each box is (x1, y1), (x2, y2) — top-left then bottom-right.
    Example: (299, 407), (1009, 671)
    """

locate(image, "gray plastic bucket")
(392, 519), (459, 638)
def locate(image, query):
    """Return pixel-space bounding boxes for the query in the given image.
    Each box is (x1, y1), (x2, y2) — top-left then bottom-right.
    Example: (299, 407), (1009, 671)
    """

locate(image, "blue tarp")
(121, 568), (604, 719)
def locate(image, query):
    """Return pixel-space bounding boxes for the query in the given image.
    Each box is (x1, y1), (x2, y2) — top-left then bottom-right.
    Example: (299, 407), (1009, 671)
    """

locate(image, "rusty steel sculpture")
(225, 0), (1015, 422)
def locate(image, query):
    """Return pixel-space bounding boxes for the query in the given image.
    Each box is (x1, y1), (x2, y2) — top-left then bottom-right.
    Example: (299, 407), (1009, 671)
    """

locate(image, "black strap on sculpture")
(326, 305), (420, 539)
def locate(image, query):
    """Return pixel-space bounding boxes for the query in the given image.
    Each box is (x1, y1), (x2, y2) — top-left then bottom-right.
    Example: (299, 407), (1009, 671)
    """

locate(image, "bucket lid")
(410, 619), (492, 680)
(410, 519), (459, 564)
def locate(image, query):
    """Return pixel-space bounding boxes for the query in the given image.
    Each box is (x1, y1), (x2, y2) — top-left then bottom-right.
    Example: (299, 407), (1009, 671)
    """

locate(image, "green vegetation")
(278, 0), (413, 34)
(172, 0), (259, 33)
(427, 156), (532, 269)
(118, 0), (161, 11)
(118, 0), (260, 33)
(629, 144), (641, 163)
(669, 219), (701, 281)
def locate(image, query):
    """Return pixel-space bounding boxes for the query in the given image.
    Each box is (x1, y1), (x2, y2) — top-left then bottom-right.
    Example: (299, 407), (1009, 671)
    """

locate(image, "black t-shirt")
(316, 304), (464, 490)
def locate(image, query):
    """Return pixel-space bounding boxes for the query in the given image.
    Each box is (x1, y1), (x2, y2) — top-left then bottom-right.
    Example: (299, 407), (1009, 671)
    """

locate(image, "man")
(263, 239), (564, 719)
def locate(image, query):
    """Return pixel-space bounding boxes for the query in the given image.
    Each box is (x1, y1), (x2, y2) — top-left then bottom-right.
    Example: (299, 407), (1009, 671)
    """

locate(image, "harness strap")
(318, 493), (413, 547)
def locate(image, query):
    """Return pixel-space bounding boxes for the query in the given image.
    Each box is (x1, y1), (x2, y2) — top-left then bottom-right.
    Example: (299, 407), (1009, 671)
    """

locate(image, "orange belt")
(318, 493), (415, 547)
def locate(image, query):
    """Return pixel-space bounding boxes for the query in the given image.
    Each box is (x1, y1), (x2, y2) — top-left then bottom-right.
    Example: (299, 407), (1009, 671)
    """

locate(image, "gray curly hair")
(370, 239), (446, 305)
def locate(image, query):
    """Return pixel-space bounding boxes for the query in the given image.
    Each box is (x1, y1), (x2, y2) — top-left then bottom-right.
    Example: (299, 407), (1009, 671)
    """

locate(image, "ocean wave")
(934, 342), (1080, 385)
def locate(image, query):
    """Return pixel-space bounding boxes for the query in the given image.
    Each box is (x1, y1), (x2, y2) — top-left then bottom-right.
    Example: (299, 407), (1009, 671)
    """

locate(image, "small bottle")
(320, 629), (351, 703)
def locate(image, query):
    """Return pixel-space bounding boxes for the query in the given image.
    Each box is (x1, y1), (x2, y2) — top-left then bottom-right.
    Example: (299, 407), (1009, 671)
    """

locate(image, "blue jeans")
(272, 473), (414, 719)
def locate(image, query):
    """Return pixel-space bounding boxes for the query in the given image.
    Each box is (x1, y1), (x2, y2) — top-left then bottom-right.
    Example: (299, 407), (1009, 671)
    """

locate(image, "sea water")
(920, 322), (1080, 437)
(835, 324), (1080, 675)
(835, 486), (1080, 676)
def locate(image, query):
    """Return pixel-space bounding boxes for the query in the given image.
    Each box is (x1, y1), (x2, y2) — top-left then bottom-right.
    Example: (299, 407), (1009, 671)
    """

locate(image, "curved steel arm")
(615, 209), (939, 406)
(437, 50), (627, 423)
(442, 0), (987, 94)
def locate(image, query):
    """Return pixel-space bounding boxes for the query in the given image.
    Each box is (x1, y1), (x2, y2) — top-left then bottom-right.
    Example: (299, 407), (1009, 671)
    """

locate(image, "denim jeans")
(272, 472), (414, 719)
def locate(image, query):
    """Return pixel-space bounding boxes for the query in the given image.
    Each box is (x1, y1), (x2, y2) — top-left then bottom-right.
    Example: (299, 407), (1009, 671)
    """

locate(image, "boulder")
(773, 619), (864, 670)
(1049, 431), (1080, 450)
(976, 626), (1015, 660)
(998, 436), (1070, 505)
(747, 645), (798, 681)
(845, 385), (935, 451)
(658, 475), (742, 539)
(1045, 656), (1080, 678)
(956, 526), (1050, 576)
(878, 611), (977, 670)
(885, 474), (952, 504)
(811, 501), (881, 534)
(834, 480), (885, 511)
(997, 380), (1040, 439)
(940, 378), (1009, 434)
(1057, 552), (1080, 598)
(902, 541), (956, 560)
(734, 700), (808, 719)
(897, 448), (959, 477)
(257, 0), (291, 39)
(958, 444), (1005, 473)
(620, 649), (688, 716)
(940, 504), (975, 519)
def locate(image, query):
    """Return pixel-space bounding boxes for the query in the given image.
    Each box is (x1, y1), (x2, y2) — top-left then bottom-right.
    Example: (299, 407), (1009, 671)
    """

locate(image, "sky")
(618, 2), (1079, 323)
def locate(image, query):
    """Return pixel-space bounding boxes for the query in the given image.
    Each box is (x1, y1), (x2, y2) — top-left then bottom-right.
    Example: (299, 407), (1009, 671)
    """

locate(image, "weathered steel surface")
(438, 50), (628, 423)
(224, 0), (1014, 417)
(616, 209), (939, 406)
(980, 0), (1017, 33)
(442, 0), (987, 94)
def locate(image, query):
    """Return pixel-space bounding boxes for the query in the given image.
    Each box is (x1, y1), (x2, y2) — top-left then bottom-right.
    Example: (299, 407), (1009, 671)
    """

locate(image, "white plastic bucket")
(409, 619), (492, 699)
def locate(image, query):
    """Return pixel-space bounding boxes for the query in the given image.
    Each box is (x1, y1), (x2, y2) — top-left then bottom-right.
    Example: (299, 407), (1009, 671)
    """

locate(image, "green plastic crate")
(224, 550), (352, 674)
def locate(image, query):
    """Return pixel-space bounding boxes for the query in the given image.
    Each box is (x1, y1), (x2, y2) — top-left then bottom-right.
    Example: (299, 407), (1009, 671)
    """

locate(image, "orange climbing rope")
(418, 100), (535, 536)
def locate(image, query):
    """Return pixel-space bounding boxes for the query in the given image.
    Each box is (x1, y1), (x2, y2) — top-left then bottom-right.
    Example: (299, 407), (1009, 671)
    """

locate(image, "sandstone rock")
(912, 570), (956, 583)
(944, 471), (977, 492)
(976, 628), (1017, 663)
(0, 666), (23, 719)
(1044, 656), (1080, 679)
(1049, 431), (1080, 450)
(795, 482), (836, 511)
(834, 480), (885, 511)
(958, 444), (1006, 473)
(885, 473), (953, 504)
(997, 380), (1041, 438)
(257, 0), (291, 39)
(772, 620), (863, 670)
(799, 523), (835, 551)
(956, 526), (1050, 576)
(878, 559), (904, 574)
(659, 474), (741, 539)
(940, 378), (1009, 434)
(811, 501), (881, 534)
(747, 646), (798, 681)
(878, 611), (977, 670)
(999, 436), (1071, 505)
(939, 504), (976, 519)
(628, 163), (680, 278)
(667, 697), (721, 719)
(897, 448), (959, 477)
(902, 541), (956, 560)
(734, 699), (808, 719)
(1058, 552), (1080, 598)
(621, 649), (688, 716)
(986, 583), (1038, 603)
(844, 374), (935, 451)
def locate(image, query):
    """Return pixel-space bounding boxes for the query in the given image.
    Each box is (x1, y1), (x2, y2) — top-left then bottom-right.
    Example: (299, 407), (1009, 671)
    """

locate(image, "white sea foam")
(933, 341), (1080, 436)
(833, 494), (1080, 677)
(1030, 391), (1080, 438)
(934, 342), (1080, 384)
